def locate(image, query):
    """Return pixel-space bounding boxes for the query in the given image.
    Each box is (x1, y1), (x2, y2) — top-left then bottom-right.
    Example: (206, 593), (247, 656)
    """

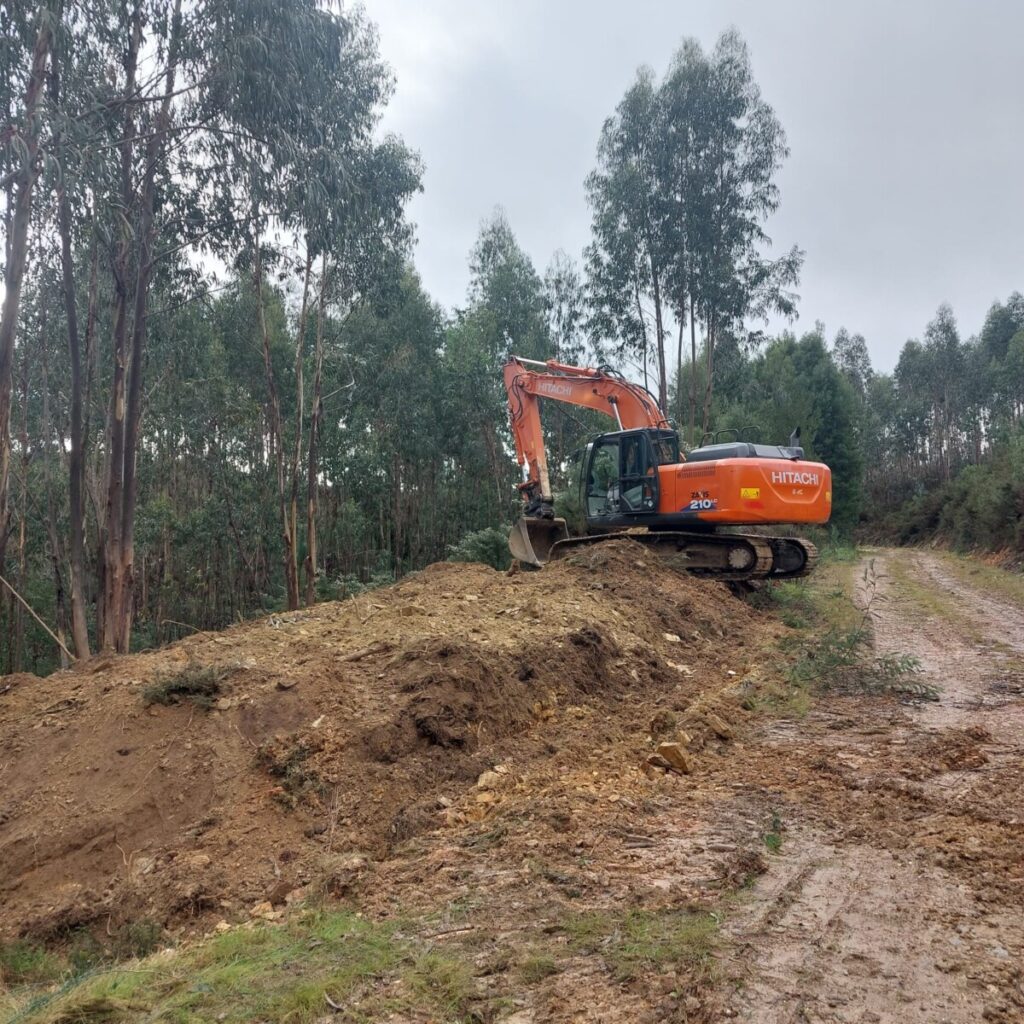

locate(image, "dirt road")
(726, 550), (1024, 1023)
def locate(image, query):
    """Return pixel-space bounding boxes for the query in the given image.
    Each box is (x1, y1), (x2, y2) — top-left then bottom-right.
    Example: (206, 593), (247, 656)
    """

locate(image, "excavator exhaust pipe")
(508, 516), (570, 567)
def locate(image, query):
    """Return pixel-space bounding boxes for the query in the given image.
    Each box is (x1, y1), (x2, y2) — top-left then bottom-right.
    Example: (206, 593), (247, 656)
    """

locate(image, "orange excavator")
(503, 356), (832, 581)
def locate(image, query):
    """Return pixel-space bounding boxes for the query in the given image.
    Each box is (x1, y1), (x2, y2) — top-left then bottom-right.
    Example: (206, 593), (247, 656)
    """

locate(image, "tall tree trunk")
(701, 312), (716, 435)
(304, 258), (329, 607)
(41, 320), (72, 668)
(14, 350), (29, 671)
(632, 283), (649, 396)
(650, 269), (668, 415)
(0, 8), (53, 575)
(286, 249), (313, 608)
(688, 295), (698, 447)
(116, 0), (183, 652)
(252, 221), (299, 610)
(674, 318), (684, 429)
(52, 44), (91, 659)
(101, 5), (142, 651)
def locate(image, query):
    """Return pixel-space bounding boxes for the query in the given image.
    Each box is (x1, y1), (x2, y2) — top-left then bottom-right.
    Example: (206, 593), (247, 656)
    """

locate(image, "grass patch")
(559, 907), (717, 983)
(757, 556), (936, 701)
(142, 665), (224, 709)
(818, 540), (860, 564)
(744, 557), (865, 717)
(2, 911), (482, 1024)
(519, 951), (559, 983)
(0, 941), (64, 987)
(786, 622), (933, 699)
(747, 579), (816, 629)
(886, 557), (966, 626)
(933, 550), (1024, 610)
(408, 951), (475, 1018)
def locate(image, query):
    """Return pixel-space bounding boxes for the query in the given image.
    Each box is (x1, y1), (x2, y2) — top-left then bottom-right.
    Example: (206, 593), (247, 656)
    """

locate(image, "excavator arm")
(503, 356), (668, 510)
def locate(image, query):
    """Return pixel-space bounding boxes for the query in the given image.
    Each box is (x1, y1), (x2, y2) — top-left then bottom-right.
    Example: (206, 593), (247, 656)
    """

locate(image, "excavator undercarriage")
(509, 517), (819, 581)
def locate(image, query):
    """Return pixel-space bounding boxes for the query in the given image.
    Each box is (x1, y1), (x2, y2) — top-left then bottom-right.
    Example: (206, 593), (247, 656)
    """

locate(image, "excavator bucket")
(508, 516), (570, 567)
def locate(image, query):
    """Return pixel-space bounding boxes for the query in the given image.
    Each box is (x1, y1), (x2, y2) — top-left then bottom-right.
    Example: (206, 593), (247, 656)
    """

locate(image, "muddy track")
(725, 550), (1024, 1024)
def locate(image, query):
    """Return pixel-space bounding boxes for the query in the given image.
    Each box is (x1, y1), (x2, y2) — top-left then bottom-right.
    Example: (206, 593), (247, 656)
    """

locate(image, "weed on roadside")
(785, 560), (937, 700)
(761, 810), (784, 854)
(142, 665), (224, 709)
(787, 622), (933, 699)
(519, 951), (560, 983)
(560, 907), (718, 983)
(2, 911), (484, 1024)
(0, 941), (63, 987)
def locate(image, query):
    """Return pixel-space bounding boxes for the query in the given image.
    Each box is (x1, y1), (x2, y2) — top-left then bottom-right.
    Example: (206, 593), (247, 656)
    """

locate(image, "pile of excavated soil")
(0, 541), (774, 944)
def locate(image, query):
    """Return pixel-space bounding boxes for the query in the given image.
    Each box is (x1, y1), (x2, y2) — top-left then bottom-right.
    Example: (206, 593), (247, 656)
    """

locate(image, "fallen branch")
(340, 640), (393, 663)
(0, 572), (75, 662)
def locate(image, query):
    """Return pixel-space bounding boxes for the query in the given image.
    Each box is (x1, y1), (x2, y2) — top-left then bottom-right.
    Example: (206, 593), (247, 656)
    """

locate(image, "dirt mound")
(0, 541), (771, 944)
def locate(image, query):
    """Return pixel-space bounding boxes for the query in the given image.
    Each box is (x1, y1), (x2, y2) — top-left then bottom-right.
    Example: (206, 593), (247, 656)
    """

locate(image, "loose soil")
(0, 542), (768, 951)
(2, 545), (1023, 1023)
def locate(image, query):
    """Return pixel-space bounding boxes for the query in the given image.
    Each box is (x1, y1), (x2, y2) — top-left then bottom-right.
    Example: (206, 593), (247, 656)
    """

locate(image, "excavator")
(503, 356), (831, 581)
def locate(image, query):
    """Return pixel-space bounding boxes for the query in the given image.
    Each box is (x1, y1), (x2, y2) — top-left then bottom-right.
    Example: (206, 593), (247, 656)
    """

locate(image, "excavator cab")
(583, 428), (678, 527)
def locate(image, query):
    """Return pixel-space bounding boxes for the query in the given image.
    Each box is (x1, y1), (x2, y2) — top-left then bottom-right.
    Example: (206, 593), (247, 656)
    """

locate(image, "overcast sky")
(366, 0), (1022, 371)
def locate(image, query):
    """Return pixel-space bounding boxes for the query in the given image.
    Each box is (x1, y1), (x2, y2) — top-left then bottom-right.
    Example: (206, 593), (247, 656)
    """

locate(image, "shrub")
(447, 526), (512, 571)
(142, 666), (224, 709)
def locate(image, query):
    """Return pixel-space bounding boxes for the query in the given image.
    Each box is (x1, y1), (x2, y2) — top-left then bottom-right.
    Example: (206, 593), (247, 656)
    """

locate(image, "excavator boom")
(504, 357), (668, 508)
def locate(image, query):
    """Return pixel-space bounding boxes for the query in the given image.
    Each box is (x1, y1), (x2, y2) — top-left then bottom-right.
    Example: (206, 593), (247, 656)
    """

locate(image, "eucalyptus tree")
(922, 304), (967, 480)
(585, 31), (802, 433)
(197, 0), (419, 609)
(832, 328), (873, 401)
(543, 250), (586, 365)
(0, 2), (54, 586)
(585, 69), (669, 407)
(663, 31), (802, 435)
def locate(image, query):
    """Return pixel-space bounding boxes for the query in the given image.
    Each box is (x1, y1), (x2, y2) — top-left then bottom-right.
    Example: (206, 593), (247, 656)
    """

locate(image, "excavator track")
(544, 530), (775, 582)
(525, 529), (819, 583)
(730, 534), (820, 580)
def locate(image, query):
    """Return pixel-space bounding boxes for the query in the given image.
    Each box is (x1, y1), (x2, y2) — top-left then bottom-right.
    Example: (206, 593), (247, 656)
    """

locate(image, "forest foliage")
(1, 3), (1021, 675)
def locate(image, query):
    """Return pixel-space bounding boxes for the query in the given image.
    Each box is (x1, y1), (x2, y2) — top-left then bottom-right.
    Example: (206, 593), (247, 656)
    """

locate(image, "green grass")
(750, 552), (935, 703)
(743, 556), (865, 717)
(818, 538), (860, 565)
(933, 549), (1024, 610)
(519, 951), (559, 983)
(0, 941), (65, 987)
(761, 810), (784, 854)
(559, 907), (718, 983)
(886, 557), (967, 626)
(1, 911), (480, 1024)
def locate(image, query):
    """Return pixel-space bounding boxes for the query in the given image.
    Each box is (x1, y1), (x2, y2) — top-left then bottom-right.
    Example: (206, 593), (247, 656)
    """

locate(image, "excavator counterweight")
(502, 356), (831, 582)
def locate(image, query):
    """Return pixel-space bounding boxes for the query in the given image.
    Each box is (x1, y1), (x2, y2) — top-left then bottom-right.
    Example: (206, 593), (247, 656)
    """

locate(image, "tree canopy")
(0, 11), (1020, 675)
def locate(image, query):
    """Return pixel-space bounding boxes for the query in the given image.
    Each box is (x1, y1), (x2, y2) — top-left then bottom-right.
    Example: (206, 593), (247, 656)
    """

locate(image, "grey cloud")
(370, 0), (1023, 370)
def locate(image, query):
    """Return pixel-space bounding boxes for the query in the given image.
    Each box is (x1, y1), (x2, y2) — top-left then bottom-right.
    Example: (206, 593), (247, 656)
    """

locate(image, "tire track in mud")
(725, 550), (1024, 1024)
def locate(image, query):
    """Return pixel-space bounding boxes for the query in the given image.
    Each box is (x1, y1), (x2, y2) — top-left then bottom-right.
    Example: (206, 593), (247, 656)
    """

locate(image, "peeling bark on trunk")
(101, 6), (141, 651)
(286, 249), (313, 609)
